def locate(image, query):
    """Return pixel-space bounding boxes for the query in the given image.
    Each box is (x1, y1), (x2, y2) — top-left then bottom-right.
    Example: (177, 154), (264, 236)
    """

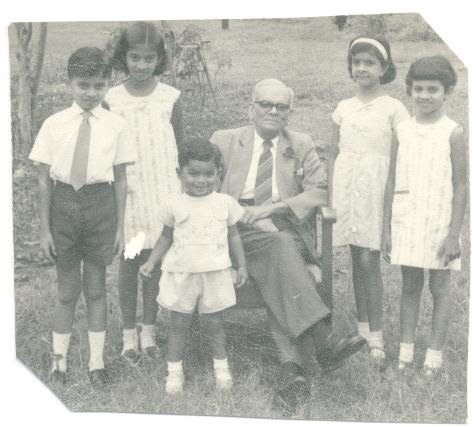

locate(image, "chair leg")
(321, 219), (333, 325)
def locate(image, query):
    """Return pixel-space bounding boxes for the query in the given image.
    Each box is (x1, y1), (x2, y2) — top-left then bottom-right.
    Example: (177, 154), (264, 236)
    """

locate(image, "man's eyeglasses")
(254, 101), (290, 113)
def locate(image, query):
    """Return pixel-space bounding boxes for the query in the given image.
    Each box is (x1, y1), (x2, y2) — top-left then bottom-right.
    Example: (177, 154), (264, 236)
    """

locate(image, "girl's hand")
(113, 230), (125, 259)
(235, 266), (248, 288)
(140, 261), (155, 278)
(381, 228), (392, 263)
(437, 235), (461, 267)
(40, 230), (56, 263)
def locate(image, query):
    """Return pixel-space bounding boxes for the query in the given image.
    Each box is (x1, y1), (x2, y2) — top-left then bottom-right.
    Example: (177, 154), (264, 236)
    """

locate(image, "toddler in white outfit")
(141, 139), (248, 395)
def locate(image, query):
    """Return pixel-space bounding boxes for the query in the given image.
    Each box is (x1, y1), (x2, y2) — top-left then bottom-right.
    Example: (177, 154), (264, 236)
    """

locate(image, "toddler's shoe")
(121, 348), (141, 367)
(369, 347), (387, 372)
(88, 368), (111, 388)
(165, 370), (185, 396)
(214, 366), (233, 392)
(50, 354), (67, 385)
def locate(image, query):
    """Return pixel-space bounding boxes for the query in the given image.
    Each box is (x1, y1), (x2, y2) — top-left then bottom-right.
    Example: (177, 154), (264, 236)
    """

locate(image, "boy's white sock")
(357, 322), (370, 341)
(399, 342), (415, 364)
(213, 358), (230, 370)
(140, 324), (156, 349)
(52, 331), (71, 372)
(88, 330), (105, 371)
(123, 328), (138, 351)
(424, 348), (443, 369)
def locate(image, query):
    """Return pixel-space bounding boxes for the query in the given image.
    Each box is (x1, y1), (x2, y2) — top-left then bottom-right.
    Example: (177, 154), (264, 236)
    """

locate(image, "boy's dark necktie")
(70, 111), (92, 191)
(254, 139), (273, 205)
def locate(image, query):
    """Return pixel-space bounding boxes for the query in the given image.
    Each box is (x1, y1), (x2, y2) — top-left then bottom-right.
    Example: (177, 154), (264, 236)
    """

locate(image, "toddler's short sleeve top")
(159, 192), (244, 272)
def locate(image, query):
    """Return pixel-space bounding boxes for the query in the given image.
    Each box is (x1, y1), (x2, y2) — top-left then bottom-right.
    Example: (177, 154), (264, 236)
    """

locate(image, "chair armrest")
(317, 206), (337, 223)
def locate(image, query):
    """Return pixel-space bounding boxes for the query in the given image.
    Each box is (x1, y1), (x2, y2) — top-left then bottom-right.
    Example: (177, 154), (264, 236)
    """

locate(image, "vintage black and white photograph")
(6, 5), (470, 424)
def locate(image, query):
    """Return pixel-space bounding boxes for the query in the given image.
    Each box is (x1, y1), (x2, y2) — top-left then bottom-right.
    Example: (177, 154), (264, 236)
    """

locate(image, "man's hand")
(140, 260), (156, 278)
(240, 206), (273, 224)
(437, 234), (461, 267)
(234, 266), (248, 288)
(252, 218), (279, 232)
(113, 230), (125, 259)
(40, 229), (56, 263)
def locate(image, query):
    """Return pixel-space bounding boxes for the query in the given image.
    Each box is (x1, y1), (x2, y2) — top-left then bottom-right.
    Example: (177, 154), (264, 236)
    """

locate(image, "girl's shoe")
(214, 366), (233, 392)
(166, 370), (185, 395)
(121, 348), (141, 367)
(423, 364), (442, 379)
(143, 345), (161, 359)
(369, 346), (387, 372)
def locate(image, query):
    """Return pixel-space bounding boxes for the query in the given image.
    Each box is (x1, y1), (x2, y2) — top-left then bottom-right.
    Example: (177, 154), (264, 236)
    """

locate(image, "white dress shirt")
(240, 131), (280, 201)
(30, 102), (135, 184)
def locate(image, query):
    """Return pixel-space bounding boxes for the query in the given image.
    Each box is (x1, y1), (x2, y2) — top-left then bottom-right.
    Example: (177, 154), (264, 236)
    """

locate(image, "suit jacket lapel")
(228, 125), (254, 199)
(276, 132), (296, 200)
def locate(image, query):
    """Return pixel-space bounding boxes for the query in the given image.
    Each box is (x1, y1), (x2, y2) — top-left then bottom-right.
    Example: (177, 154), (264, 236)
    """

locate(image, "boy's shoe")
(166, 370), (185, 396)
(143, 345), (161, 359)
(121, 348), (141, 367)
(88, 368), (110, 388)
(50, 369), (67, 386)
(214, 366), (233, 392)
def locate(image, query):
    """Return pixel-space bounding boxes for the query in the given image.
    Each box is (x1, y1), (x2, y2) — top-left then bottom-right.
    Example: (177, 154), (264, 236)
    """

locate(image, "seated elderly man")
(211, 79), (365, 410)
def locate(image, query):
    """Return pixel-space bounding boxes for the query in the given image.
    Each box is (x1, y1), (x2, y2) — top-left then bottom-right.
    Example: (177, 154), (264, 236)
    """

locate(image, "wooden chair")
(233, 206), (336, 312)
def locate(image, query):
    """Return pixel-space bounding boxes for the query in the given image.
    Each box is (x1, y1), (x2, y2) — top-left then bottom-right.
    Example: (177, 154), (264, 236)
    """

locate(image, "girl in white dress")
(330, 35), (409, 369)
(106, 22), (183, 364)
(383, 56), (467, 376)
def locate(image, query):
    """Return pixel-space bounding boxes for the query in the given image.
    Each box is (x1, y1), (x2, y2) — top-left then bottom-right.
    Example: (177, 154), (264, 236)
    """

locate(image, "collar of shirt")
(253, 130), (279, 153)
(69, 101), (106, 120)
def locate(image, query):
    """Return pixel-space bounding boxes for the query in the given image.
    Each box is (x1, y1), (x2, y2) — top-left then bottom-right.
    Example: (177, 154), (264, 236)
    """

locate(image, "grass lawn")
(11, 15), (469, 422)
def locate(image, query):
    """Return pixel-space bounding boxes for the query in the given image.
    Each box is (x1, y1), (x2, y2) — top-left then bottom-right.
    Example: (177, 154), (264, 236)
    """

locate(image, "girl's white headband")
(350, 38), (388, 61)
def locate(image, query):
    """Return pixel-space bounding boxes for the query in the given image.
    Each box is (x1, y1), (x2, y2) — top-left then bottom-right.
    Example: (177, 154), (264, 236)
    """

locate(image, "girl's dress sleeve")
(391, 100), (410, 131)
(331, 101), (343, 125)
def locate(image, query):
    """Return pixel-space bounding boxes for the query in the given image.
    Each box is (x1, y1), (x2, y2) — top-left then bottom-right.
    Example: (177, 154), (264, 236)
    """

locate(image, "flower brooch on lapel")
(283, 144), (296, 159)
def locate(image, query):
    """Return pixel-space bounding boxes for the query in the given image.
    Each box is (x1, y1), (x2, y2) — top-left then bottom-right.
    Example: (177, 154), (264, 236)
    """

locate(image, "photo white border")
(1, 1), (473, 426)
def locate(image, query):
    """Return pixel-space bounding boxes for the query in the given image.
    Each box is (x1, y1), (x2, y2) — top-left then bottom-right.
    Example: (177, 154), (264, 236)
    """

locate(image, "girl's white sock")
(357, 322), (370, 341)
(88, 330), (105, 371)
(52, 331), (71, 372)
(123, 328), (138, 351)
(140, 324), (156, 349)
(399, 342), (415, 365)
(167, 360), (183, 373)
(213, 358), (229, 370)
(424, 348), (443, 369)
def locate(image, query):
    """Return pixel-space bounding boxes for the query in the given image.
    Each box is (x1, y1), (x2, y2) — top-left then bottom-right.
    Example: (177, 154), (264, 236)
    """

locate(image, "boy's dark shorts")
(50, 181), (117, 266)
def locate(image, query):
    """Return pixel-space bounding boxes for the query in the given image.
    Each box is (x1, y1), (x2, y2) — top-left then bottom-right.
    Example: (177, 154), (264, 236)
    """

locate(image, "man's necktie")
(254, 139), (273, 205)
(70, 111), (92, 191)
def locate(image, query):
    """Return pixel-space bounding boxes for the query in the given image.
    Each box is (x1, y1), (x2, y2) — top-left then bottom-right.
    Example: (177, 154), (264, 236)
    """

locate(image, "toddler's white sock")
(168, 360), (183, 373)
(399, 342), (415, 368)
(123, 328), (138, 351)
(140, 324), (156, 349)
(52, 331), (71, 372)
(357, 322), (370, 341)
(88, 330), (105, 371)
(424, 348), (443, 369)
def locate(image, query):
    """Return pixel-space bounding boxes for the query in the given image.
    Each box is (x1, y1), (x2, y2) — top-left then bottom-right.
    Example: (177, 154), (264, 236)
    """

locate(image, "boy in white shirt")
(29, 47), (135, 387)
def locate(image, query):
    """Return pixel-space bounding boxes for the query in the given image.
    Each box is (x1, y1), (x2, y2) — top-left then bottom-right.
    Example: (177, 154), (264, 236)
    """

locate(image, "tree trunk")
(221, 19), (229, 30)
(13, 22), (48, 158)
